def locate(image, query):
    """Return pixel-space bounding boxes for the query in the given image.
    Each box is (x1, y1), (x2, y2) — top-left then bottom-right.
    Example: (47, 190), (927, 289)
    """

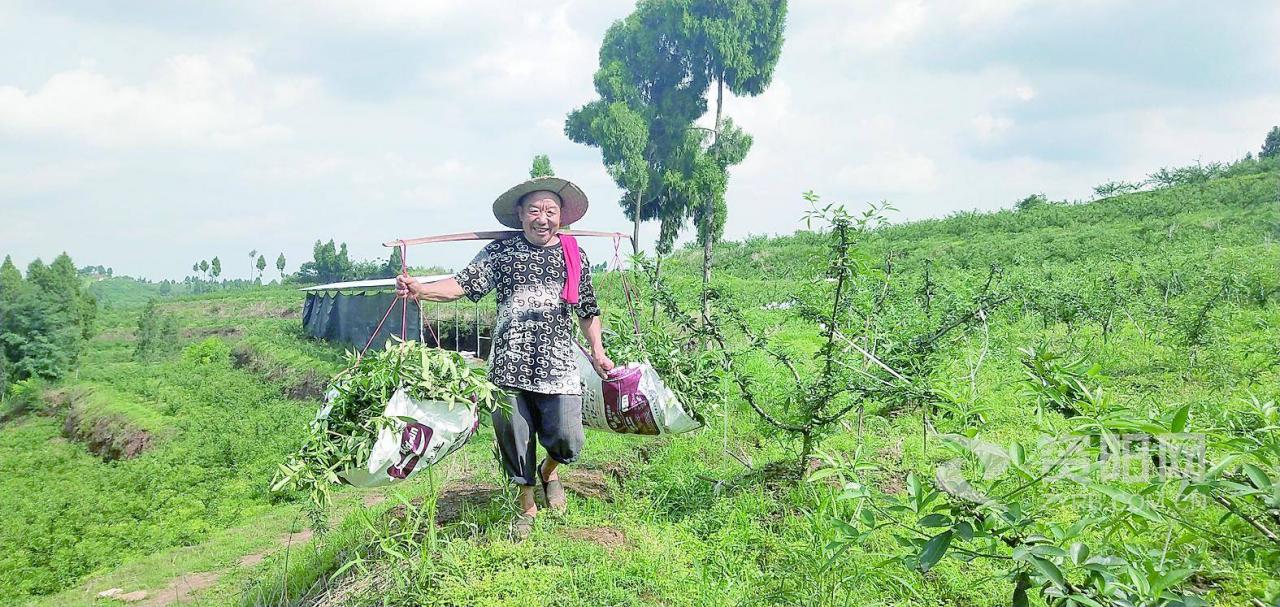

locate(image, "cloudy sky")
(1, 0), (1277, 280)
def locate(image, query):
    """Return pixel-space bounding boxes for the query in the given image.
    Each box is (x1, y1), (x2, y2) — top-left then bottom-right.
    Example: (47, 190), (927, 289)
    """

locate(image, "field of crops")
(1, 167), (1277, 606)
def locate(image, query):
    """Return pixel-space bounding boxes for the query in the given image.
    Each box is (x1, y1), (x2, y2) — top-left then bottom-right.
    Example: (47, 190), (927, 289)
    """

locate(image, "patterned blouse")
(454, 234), (601, 395)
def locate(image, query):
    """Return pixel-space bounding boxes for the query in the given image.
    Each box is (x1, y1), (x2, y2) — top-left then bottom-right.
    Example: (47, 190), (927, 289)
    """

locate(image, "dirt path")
(98, 528), (316, 606)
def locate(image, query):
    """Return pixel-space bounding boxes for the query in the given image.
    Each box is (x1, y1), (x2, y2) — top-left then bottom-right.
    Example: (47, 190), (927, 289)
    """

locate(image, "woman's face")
(519, 191), (562, 246)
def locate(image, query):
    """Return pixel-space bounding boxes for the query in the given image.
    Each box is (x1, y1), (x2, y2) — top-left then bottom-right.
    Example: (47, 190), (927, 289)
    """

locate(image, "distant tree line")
(1009, 129), (1280, 211)
(1083, 127), (1280, 203)
(289, 239), (445, 285)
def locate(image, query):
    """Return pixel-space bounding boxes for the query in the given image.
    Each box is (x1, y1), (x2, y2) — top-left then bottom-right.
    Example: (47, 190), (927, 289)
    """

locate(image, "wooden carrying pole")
(384, 229), (634, 248)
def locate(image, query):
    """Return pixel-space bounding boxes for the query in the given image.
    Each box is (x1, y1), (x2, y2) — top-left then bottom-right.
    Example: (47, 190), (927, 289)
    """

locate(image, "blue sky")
(1, 0), (1276, 280)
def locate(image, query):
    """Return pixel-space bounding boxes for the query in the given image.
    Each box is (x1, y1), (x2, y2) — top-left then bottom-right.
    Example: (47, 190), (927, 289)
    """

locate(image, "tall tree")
(199, 259), (209, 279)
(256, 255), (267, 281)
(297, 240), (353, 283)
(1, 253), (97, 381)
(685, 0), (787, 324)
(566, 2), (712, 254)
(276, 253), (287, 280)
(529, 154), (555, 178)
(0, 255), (21, 295)
(210, 257), (222, 281)
(1262, 126), (1280, 159)
(192, 262), (199, 276)
(249, 249), (258, 279)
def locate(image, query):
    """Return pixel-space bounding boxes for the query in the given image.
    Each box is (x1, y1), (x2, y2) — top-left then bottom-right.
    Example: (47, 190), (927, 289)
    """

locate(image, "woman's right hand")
(395, 273), (421, 300)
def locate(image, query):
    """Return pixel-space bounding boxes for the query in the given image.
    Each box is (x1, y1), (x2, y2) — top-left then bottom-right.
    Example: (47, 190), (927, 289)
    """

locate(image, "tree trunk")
(632, 199), (641, 256)
(701, 77), (725, 330)
(651, 254), (664, 322)
(799, 428), (814, 479)
(631, 181), (647, 256)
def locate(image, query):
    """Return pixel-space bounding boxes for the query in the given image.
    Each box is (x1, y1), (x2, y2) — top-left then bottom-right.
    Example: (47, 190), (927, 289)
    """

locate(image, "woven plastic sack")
(576, 348), (703, 435)
(323, 387), (480, 488)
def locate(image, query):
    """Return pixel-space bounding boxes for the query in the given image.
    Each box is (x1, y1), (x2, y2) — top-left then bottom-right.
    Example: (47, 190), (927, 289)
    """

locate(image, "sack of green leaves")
(577, 312), (718, 436)
(272, 340), (502, 510)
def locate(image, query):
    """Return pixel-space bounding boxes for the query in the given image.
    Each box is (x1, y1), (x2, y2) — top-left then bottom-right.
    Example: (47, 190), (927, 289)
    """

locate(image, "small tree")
(256, 255), (267, 282)
(685, 194), (1005, 475)
(296, 240), (352, 283)
(276, 253), (287, 281)
(529, 154), (555, 178)
(1016, 193), (1048, 211)
(134, 299), (177, 360)
(1261, 126), (1280, 159)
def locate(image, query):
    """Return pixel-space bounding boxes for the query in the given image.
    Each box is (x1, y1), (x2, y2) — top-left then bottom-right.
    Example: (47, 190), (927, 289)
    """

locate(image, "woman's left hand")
(591, 351), (615, 380)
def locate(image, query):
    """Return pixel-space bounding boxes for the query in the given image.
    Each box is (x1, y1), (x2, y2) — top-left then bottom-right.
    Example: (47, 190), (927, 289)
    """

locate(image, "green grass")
(2, 166), (1277, 605)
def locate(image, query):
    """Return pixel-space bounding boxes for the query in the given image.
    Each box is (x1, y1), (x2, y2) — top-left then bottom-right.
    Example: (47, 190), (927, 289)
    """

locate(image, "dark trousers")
(491, 389), (585, 486)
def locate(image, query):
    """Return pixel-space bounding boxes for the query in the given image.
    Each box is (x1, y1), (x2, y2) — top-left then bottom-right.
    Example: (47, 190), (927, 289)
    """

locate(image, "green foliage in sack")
(272, 340), (502, 529)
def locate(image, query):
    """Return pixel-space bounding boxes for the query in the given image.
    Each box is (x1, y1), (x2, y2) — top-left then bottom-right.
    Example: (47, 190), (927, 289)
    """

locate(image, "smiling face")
(517, 190), (562, 246)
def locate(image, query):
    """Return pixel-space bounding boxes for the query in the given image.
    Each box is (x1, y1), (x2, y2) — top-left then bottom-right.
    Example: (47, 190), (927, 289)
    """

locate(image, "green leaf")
(917, 530), (953, 572)
(1170, 403), (1190, 433)
(1203, 454), (1240, 481)
(1010, 442), (1026, 466)
(1030, 545), (1068, 558)
(1070, 595), (1106, 607)
(1012, 572), (1030, 607)
(1029, 555), (1067, 589)
(1068, 542), (1089, 565)
(918, 513), (951, 528)
(1088, 483), (1162, 523)
(1242, 463), (1273, 491)
(807, 467), (838, 483)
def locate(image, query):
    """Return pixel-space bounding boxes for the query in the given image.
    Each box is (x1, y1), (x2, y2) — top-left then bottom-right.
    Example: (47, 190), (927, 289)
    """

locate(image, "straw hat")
(492, 176), (589, 230)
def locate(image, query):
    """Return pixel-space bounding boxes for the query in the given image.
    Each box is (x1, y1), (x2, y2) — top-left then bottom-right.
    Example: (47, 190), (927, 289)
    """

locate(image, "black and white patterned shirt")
(454, 235), (601, 395)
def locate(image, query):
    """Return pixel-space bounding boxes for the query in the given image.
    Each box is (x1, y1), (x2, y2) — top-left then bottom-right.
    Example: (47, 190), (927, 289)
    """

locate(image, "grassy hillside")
(1, 165), (1276, 606)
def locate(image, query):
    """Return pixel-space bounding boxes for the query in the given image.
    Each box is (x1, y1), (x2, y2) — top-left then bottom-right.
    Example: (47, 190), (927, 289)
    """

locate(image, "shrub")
(181, 337), (232, 366)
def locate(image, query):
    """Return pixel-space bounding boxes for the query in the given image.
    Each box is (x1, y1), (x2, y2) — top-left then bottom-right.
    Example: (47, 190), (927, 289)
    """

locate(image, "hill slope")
(1, 164), (1276, 606)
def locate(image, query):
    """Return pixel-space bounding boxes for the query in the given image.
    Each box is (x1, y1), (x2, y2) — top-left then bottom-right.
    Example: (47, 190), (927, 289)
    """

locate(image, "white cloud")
(0, 159), (116, 196)
(841, 1), (927, 52)
(1, 0), (1276, 279)
(971, 113), (1014, 141)
(0, 51), (315, 147)
(836, 151), (938, 194)
(425, 4), (597, 99)
(263, 0), (468, 30)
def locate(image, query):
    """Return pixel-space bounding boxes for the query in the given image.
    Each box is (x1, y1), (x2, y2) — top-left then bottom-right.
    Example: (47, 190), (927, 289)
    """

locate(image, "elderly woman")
(395, 176), (614, 540)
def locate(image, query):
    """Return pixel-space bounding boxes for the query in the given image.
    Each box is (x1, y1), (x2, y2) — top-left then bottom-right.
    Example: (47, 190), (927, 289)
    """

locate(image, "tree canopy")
(296, 240), (353, 283)
(529, 154), (555, 178)
(1261, 126), (1280, 159)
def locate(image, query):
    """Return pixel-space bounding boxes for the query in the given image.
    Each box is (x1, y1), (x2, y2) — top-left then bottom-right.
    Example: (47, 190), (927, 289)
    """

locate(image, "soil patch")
(181, 326), (243, 339)
(560, 468), (613, 502)
(63, 407), (152, 460)
(876, 440), (906, 494)
(565, 526), (626, 552)
(389, 481), (502, 526)
(231, 344), (326, 401)
(239, 301), (299, 319)
(285, 370), (326, 401)
(238, 529), (313, 569)
(137, 572), (219, 607)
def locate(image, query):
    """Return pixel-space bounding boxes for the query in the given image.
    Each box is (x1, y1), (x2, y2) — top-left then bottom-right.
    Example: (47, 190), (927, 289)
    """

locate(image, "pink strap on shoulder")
(560, 234), (581, 305)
